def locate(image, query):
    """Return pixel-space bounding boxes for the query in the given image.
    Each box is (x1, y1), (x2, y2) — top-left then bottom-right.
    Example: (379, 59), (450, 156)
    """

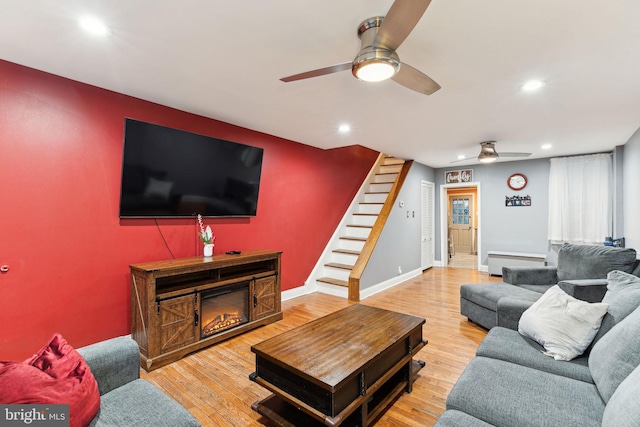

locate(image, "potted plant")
(197, 214), (215, 256)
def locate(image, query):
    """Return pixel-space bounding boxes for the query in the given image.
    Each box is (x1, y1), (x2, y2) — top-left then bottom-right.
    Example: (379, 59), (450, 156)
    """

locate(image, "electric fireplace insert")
(200, 282), (249, 339)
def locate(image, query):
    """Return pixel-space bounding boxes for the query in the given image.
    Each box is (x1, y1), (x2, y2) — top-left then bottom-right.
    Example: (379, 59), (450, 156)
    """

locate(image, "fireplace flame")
(202, 313), (244, 336)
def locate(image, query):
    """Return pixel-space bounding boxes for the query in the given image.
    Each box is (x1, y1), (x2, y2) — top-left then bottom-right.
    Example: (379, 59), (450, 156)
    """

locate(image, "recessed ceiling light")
(79, 16), (110, 36)
(457, 154), (466, 160)
(521, 80), (545, 92)
(541, 143), (552, 150)
(338, 124), (351, 133)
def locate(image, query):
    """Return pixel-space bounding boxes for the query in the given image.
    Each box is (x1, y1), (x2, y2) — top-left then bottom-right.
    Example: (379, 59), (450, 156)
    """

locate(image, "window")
(452, 198), (469, 225)
(548, 153), (612, 244)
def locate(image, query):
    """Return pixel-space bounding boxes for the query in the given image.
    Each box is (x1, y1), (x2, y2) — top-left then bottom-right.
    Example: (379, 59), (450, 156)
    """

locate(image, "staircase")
(313, 154), (409, 300)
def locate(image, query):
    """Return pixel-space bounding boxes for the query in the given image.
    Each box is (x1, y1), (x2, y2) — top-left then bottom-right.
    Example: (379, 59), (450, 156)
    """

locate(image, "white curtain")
(548, 153), (612, 245)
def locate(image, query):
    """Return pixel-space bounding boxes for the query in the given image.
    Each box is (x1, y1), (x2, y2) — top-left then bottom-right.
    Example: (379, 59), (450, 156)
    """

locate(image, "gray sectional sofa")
(460, 243), (638, 329)
(77, 335), (200, 427)
(435, 270), (640, 426)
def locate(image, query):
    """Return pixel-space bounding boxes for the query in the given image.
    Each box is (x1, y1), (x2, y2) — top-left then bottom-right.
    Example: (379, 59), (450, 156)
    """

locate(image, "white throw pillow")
(518, 285), (609, 361)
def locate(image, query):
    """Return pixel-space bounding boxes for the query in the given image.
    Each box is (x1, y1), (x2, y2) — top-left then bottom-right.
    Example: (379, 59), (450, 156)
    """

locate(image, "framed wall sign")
(445, 169), (473, 184)
(506, 195), (531, 206)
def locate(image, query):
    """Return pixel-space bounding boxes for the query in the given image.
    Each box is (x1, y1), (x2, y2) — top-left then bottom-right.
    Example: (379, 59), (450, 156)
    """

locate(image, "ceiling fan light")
(478, 141), (498, 162)
(478, 155), (497, 163)
(355, 61), (397, 82)
(352, 47), (400, 82)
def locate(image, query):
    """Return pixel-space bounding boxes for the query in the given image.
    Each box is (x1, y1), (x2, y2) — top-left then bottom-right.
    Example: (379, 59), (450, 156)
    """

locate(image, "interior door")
(448, 194), (474, 254)
(421, 181), (435, 270)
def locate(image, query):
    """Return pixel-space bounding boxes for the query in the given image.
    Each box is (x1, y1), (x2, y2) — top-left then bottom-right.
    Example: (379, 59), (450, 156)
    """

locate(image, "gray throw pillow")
(556, 243), (637, 281)
(591, 270), (640, 347)
(589, 305), (640, 403)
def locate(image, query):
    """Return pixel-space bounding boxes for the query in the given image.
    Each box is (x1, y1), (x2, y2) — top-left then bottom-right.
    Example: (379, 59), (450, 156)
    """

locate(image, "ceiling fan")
(452, 141), (532, 163)
(279, 0), (440, 95)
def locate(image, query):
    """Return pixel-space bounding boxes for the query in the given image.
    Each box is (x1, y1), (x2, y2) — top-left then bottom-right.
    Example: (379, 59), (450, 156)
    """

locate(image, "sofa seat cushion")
(515, 283), (554, 293)
(446, 357), (604, 427)
(556, 243), (637, 282)
(460, 283), (542, 312)
(434, 410), (495, 427)
(590, 305), (640, 403)
(88, 379), (200, 427)
(476, 327), (592, 383)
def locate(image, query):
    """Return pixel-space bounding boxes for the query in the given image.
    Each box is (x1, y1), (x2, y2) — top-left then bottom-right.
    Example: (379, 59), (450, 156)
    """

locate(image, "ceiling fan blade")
(499, 152), (532, 158)
(450, 157), (475, 164)
(375, 0), (432, 50)
(391, 62), (440, 95)
(280, 62), (352, 82)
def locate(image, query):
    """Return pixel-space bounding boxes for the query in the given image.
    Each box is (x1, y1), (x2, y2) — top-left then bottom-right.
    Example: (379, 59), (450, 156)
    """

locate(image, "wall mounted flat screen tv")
(119, 119), (263, 218)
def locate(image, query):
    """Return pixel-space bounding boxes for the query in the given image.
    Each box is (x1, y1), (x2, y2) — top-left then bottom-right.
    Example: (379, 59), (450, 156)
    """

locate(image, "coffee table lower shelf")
(251, 359), (425, 427)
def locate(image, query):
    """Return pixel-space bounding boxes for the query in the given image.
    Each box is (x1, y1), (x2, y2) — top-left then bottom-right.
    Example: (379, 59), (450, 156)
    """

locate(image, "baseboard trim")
(360, 268), (422, 300)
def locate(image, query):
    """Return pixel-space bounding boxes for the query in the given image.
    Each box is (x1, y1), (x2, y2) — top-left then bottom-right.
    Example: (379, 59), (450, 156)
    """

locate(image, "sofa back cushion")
(601, 363), (640, 426)
(590, 305), (640, 403)
(556, 243), (636, 282)
(590, 270), (640, 348)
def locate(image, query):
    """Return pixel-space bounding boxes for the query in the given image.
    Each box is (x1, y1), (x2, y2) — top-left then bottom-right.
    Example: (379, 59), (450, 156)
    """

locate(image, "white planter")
(203, 243), (214, 257)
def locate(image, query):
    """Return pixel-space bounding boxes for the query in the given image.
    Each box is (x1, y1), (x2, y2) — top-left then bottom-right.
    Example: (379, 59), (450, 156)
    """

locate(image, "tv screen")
(119, 119), (263, 218)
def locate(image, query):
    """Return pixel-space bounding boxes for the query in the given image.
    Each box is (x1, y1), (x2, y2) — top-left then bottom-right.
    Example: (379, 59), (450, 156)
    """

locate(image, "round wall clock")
(508, 173), (528, 191)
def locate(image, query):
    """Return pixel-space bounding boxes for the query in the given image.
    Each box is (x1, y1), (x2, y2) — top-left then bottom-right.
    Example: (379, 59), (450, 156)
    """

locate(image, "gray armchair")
(77, 336), (200, 427)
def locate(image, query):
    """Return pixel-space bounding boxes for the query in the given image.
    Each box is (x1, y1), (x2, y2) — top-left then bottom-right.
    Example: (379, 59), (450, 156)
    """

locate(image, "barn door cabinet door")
(158, 293), (198, 354)
(251, 275), (280, 320)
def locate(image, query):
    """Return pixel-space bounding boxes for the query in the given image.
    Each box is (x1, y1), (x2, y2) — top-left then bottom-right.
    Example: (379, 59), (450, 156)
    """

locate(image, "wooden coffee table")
(250, 304), (426, 426)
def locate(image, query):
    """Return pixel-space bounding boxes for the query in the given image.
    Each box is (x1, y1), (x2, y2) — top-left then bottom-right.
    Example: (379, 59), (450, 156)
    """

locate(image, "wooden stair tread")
(333, 249), (360, 255)
(347, 224), (373, 229)
(325, 262), (354, 270)
(317, 277), (348, 287)
(353, 213), (378, 216)
(365, 191), (390, 195)
(383, 159), (404, 165)
(339, 236), (367, 242)
(359, 202), (383, 205)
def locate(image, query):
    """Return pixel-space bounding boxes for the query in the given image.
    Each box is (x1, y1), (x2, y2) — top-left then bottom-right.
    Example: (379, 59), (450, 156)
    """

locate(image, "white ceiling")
(2, 0), (640, 168)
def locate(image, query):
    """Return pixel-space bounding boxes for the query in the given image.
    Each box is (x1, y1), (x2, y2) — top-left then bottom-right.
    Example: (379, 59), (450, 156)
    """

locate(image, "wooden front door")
(448, 194), (474, 254)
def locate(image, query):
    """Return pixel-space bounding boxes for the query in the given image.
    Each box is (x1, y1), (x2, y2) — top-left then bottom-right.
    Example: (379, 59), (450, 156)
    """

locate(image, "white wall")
(623, 126), (640, 250)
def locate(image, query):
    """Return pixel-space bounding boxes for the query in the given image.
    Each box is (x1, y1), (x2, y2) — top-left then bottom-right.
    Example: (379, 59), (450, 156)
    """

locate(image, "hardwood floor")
(140, 267), (501, 426)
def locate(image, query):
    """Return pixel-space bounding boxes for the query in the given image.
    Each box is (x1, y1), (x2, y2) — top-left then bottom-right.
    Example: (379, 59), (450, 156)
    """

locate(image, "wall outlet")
(397, 266), (402, 275)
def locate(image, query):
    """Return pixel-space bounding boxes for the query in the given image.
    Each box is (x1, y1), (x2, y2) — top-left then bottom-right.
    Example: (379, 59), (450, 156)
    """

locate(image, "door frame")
(421, 180), (435, 270)
(440, 182), (481, 270)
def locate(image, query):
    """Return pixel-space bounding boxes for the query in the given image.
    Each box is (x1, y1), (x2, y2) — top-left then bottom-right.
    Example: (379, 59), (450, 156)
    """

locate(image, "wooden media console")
(130, 250), (282, 371)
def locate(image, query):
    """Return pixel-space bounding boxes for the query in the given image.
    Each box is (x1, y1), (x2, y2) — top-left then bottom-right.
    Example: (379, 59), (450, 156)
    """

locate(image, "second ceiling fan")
(452, 141), (532, 163)
(280, 0), (440, 95)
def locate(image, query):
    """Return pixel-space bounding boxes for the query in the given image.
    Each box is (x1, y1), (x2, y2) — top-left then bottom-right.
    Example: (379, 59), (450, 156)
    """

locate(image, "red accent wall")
(0, 59), (378, 360)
